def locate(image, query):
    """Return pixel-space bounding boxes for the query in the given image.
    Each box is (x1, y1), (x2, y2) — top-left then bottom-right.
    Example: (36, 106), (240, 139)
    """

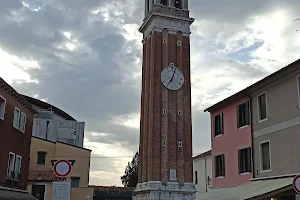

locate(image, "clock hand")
(168, 69), (176, 86)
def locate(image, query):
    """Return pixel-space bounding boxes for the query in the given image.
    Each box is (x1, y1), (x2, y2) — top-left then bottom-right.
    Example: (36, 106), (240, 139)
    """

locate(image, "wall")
(193, 156), (212, 197)
(28, 137), (92, 199)
(252, 69), (300, 178)
(211, 96), (253, 188)
(0, 86), (33, 190)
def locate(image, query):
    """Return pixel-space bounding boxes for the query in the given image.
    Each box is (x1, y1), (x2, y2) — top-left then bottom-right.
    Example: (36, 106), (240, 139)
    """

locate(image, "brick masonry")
(138, 29), (193, 184)
(0, 80), (35, 190)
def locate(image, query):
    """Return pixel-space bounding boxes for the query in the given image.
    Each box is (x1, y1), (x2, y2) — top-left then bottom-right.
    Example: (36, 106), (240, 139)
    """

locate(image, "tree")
(121, 151), (139, 187)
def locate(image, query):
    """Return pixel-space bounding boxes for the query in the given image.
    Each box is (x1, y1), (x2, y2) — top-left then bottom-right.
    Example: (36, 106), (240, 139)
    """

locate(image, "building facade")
(27, 136), (93, 200)
(250, 60), (300, 179)
(205, 96), (253, 188)
(22, 95), (85, 148)
(0, 77), (38, 199)
(134, 0), (196, 200)
(198, 60), (300, 200)
(193, 151), (212, 197)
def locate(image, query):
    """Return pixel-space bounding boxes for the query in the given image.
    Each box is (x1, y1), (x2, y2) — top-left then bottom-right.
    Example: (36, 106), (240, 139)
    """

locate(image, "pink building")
(204, 96), (253, 188)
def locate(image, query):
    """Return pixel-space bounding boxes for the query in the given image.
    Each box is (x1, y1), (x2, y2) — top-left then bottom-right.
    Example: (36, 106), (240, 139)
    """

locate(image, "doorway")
(32, 185), (46, 200)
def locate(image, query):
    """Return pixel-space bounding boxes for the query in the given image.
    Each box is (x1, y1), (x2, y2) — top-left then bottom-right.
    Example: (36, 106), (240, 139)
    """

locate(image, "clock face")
(161, 66), (184, 90)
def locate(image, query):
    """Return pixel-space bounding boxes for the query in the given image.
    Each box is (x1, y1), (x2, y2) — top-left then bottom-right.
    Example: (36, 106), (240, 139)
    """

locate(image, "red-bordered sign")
(53, 160), (72, 177)
(293, 175), (300, 193)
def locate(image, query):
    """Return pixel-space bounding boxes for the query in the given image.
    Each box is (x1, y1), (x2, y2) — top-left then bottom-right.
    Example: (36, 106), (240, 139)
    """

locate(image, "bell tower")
(133, 0), (196, 200)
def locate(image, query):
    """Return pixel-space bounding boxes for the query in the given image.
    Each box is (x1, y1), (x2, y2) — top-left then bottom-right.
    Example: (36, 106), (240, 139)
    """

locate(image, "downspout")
(245, 93), (255, 178)
(204, 157), (207, 193)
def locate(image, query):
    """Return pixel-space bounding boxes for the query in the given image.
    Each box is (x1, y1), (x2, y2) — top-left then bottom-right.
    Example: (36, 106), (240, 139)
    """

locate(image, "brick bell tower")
(133, 0), (196, 200)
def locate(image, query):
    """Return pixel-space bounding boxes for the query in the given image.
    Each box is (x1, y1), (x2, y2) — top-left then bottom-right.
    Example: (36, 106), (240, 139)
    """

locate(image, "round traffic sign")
(53, 160), (72, 177)
(293, 175), (300, 193)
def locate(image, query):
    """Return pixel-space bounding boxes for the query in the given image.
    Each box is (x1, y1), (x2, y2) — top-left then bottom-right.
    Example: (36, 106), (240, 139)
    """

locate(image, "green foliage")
(121, 151), (139, 187)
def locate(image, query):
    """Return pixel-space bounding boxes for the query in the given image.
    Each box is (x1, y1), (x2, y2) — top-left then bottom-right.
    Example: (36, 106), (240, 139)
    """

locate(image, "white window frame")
(297, 75), (300, 108)
(19, 112), (26, 133)
(257, 91), (268, 123)
(0, 95), (6, 120)
(7, 152), (15, 180)
(14, 155), (22, 182)
(13, 107), (20, 129)
(259, 140), (272, 173)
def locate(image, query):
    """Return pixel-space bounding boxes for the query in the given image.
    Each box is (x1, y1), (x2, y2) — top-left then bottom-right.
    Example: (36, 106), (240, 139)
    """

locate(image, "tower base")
(132, 181), (197, 200)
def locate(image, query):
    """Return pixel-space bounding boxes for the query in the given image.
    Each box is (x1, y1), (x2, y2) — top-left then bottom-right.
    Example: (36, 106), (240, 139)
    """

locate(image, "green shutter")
(37, 152), (46, 164)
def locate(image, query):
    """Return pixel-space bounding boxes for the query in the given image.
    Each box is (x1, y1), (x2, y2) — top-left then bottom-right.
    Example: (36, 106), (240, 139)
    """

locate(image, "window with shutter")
(214, 113), (223, 137)
(238, 147), (252, 174)
(258, 93), (267, 121)
(0, 95), (6, 120)
(260, 142), (271, 171)
(237, 101), (250, 128)
(215, 154), (225, 177)
(37, 151), (47, 165)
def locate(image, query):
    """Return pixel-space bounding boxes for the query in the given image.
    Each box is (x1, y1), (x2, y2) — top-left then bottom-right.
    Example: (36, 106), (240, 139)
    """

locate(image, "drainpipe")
(46, 120), (50, 140)
(245, 93), (255, 177)
(205, 158), (208, 193)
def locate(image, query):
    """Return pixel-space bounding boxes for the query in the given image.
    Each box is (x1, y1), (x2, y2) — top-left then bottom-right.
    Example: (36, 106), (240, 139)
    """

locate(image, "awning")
(197, 177), (294, 200)
(0, 186), (38, 200)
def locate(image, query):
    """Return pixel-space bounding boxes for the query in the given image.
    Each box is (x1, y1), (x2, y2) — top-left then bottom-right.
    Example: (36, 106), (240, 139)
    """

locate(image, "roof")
(196, 176), (293, 200)
(32, 136), (92, 152)
(204, 59), (300, 113)
(0, 78), (36, 114)
(193, 150), (211, 160)
(21, 95), (76, 121)
(28, 171), (59, 182)
(90, 185), (135, 192)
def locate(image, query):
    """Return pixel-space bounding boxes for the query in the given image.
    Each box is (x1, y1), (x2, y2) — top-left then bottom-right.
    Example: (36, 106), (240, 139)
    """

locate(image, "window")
(160, 0), (168, 6)
(14, 155), (22, 182)
(237, 101), (250, 128)
(175, 0), (182, 8)
(258, 93), (267, 121)
(298, 76), (300, 104)
(20, 112), (26, 133)
(7, 152), (15, 179)
(13, 108), (20, 129)
(37, 151), (47, 165)
(0, 95), (6, 120)
(260, 141), (271, 171)
(195, 171), (198, 184)
(214, 113), (223, 136)
(71, 177), (80, 187)
(238, 147), (252, 174)
(215, 154), (225, 178)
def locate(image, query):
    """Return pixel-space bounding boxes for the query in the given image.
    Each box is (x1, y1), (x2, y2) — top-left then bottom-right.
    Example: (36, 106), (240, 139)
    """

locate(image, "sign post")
(293, 175), (300, 193)
(51, 160), (74, 200)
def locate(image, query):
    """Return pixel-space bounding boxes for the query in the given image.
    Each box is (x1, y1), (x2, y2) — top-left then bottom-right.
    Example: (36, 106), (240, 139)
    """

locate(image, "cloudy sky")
(1, 0), (300, 186)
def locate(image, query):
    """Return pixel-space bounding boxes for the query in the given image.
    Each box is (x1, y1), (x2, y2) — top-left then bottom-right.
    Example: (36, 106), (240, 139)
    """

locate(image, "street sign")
(53, 160), (72, 177)
(52, 181), (71, 200)
(293, 175), (300, 193)
(296, 194), (300, 200)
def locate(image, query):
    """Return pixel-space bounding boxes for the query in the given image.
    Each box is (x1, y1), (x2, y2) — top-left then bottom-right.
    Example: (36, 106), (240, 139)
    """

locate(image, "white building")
(193, 150), (212, 198)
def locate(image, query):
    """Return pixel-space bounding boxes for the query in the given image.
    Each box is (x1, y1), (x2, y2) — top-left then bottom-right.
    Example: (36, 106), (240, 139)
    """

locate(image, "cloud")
(0, 0), (300, 186)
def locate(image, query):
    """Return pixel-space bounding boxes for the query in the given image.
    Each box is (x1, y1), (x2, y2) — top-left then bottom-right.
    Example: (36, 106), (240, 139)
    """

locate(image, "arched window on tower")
(160, 0), (168, 6)
(175, 0), (182, 9)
